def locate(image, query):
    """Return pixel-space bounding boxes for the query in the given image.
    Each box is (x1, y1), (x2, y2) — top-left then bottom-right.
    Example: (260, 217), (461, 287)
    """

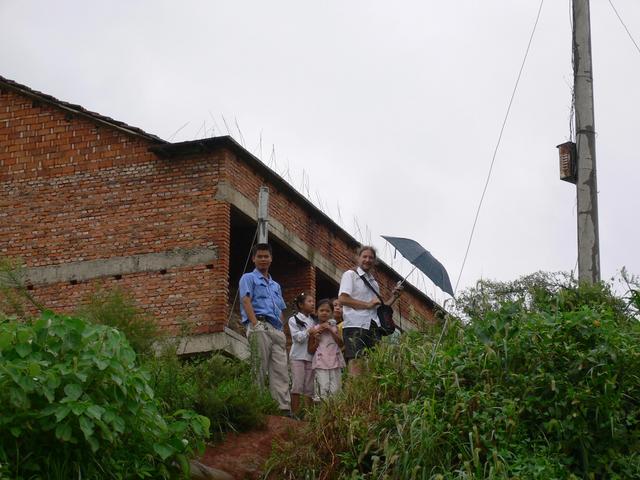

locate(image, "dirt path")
(199, 415), (302, 480)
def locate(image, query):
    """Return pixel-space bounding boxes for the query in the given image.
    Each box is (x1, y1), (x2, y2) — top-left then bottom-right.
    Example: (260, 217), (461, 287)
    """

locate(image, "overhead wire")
(431, 0), (547, 364)
(607, 0), (640, 56)
(452, 0), (546, 296)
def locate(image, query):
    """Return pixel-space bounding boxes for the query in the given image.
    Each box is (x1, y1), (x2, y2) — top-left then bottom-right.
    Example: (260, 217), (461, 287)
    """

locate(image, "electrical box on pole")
(257, 186), (269, 244)
(557, 142), (577, 184)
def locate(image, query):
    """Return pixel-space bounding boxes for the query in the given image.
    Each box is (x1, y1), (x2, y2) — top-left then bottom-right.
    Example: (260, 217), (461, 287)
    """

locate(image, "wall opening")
(315, 268), (339, 302)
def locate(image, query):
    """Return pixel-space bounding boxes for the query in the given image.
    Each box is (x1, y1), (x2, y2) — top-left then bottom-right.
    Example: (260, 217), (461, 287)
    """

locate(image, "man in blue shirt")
(239, 243), (290, 413)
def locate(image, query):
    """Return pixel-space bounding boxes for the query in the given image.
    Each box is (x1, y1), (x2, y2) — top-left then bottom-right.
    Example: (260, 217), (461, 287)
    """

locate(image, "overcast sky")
(2, 1), (639, 304)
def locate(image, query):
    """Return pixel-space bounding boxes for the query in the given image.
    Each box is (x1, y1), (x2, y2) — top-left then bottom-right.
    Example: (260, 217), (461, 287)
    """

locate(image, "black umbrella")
(382, 235), (454, 297)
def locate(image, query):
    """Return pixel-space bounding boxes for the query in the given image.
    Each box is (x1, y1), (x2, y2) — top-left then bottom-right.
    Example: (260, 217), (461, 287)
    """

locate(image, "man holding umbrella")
(339, 245), (402, 376)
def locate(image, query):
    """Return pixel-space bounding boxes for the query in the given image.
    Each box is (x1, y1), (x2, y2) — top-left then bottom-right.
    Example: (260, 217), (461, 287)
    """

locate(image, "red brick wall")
(0, 89), (230, 333)
(30, 266), (224, 334)
(226, 151), (356, 270)
(273, 259), (315, 349)
(0, 85), (435, 337)
(274, 261), (315, 313)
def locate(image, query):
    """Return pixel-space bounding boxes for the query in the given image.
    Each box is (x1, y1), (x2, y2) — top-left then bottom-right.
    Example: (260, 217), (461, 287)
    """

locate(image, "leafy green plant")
(0, 311), (209, 479)
(267, 275), (640, 479)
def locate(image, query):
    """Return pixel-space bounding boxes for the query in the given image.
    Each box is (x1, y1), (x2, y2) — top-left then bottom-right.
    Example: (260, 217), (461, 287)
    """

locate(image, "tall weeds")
(268, 276), (640, 479)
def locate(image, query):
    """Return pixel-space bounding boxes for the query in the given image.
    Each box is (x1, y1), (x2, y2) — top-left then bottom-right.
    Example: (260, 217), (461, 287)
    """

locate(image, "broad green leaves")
(0, 312), (209, 479)
(63, 383), (83, 401)
(0, 331), (12, 350)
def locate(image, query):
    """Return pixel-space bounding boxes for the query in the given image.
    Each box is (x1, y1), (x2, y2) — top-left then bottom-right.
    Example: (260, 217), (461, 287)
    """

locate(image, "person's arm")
(239, 275), (259, 326)
(289, 317), (312, 343)
(241, 295), (259, 326)
(276, 284), (287, 328)
(339, 292), (380, 310)
(384, 284), (403, 306)
(307, 331), (319, 353)
(328, 326), (343, 348)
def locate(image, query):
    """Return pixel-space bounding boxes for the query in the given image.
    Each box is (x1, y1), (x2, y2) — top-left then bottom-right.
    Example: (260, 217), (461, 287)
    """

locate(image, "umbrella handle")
(388, 265), (418, 306)
(399, 265), (418, 288)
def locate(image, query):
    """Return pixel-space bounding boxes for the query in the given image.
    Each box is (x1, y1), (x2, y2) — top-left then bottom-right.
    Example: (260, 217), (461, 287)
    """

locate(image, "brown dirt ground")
(199, 415), (302, 480)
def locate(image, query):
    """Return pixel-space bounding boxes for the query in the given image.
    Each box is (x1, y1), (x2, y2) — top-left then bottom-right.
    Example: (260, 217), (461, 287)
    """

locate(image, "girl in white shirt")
(288, 292), (316, 417)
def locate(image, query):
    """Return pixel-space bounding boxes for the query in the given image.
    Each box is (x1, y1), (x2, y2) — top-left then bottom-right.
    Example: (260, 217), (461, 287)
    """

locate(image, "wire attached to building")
(226, 225), (260, 327)
(608, 0), (640, 57)
(453, 0), (546, 296)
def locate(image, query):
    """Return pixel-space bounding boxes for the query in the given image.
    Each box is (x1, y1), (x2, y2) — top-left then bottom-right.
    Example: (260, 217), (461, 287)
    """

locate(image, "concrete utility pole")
(573, 0), (601, 283)
(257, 186), (269, 244)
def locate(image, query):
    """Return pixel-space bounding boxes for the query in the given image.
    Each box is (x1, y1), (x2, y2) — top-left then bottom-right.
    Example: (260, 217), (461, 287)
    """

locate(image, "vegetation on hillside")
(147, 351), (277, 441)
(267, 271), (640, 479)
(0, 257), (276, 479)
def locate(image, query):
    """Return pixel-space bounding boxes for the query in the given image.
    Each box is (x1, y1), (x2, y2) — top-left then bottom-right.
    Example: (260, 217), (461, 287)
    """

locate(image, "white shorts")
(315, 368), (342, 399)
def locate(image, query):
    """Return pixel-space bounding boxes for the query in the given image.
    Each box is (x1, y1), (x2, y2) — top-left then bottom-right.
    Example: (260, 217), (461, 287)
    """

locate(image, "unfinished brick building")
(0, 76), (439, 357)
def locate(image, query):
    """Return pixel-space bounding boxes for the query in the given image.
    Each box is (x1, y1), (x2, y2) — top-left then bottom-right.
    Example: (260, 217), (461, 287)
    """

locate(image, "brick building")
(0, 76), (439, 357)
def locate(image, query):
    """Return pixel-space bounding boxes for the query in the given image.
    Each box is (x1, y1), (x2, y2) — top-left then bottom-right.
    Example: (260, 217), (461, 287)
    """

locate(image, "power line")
(453, 0), (546, 295)
(607, 0), (640, 57)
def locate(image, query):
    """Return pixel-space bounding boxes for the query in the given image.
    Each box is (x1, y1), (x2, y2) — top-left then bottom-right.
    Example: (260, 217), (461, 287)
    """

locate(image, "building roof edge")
(0, 75), (166, 144)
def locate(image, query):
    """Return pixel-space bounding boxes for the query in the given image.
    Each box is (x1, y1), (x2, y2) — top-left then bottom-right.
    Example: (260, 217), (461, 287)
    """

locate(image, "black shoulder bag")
(355, 271), (396, 336)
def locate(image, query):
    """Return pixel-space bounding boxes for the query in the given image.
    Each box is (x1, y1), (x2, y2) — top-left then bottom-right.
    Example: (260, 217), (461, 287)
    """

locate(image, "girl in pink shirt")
(309, 299), (346, 399)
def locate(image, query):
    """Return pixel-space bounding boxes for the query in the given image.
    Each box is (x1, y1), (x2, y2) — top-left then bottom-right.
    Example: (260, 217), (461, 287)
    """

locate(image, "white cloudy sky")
(2, 1), (639, 304)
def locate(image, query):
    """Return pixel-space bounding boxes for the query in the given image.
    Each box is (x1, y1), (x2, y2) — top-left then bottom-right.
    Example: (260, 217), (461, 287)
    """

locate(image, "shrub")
(0, 257), (43, 319)
(267, 276), (640, 479)
(76, 286), (160, 357)
(0, 257), (160, 357)
(0, 311), (209, 479)
(147, 352), (278, 441)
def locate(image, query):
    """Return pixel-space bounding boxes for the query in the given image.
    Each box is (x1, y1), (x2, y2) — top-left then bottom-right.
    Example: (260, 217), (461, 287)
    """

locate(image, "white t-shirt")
(288, 313), (315, 361)
(339, 267), (380, 330)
